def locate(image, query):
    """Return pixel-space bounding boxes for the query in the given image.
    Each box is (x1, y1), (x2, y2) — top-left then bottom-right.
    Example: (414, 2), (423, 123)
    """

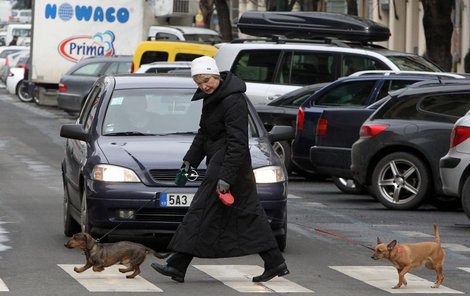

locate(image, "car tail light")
(58, 82), (67, 93)
(359, 124), (389, 138)
(296, 107), (305, 131)
(130, 62), (135, 73)
(316, 118), (327, 136)
(450, 126), (470, 148)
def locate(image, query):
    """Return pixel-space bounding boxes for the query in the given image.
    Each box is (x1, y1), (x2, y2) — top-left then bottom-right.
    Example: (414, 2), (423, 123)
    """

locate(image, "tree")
(200, 0), (232, 41)
(421, 0), (453, 71)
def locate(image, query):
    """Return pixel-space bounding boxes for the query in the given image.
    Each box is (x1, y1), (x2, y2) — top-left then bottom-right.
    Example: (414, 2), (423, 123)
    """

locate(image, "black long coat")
(167, 72), (279, 258)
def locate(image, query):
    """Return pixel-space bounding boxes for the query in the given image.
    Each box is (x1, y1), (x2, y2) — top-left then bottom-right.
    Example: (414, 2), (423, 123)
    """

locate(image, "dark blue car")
(60, 74), (292, 250)
(291, 71), (465, 177)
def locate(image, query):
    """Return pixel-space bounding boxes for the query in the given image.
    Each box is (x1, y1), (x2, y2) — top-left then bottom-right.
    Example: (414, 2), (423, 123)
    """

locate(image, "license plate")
(160, 193), (194, 207)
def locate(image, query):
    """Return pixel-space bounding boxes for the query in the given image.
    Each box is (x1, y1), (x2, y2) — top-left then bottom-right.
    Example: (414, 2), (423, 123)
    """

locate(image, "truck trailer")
(30, 0), (156, 105)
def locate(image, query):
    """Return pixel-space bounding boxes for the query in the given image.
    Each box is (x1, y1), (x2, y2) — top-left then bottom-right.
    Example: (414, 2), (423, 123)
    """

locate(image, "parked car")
(440, 110), (470, 218)
(0, 32), (6, 46)
(147, 26), (222, 44)
(351, 83), (470, 210)
(215, 11), (442, 106)
(255, 82), (328, 174)
(292, 71), (465, 185)
(5, 50), (31, 102)
(57, 55), (132, 113)
(59, 74), (293, 250)
(134, 61), (191, 74)
(0, 45), (29, 82)
(131, 41), (217, 73)
(310, 73), (468, 193)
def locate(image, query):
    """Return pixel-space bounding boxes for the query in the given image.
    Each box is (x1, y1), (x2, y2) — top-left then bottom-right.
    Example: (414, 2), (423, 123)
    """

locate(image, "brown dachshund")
(64, 232), (170, 278)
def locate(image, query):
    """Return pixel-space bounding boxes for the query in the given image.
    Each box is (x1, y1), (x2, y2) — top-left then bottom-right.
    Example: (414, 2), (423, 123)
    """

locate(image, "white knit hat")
(191, 56), (220, 77)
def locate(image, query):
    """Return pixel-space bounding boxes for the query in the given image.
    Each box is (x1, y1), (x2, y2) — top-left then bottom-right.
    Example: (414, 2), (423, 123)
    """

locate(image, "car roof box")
(237, 11), (391, 42)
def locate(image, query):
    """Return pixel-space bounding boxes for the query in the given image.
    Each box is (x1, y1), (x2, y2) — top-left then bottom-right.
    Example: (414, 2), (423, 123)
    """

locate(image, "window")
(276, 51), (335, 85)
(104, 61), (131, 75)
(79, 85), (102, 132)
(175, 53), (203, 61)
(341, 54), (388, 76)
(376, 79), (422, 101)
(316, 80), (377, 106)
(155, 32), (179, 41)
(232, 50), (280, 83)
(72, 62), (104, 76)
(141, 51), (169, 65)
(419, 94), (470, 118)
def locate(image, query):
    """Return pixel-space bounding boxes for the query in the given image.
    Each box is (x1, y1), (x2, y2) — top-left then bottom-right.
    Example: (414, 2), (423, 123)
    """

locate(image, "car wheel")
(461, 177), (470, 219)
(272, 140), (293, 174)
(371, 152), (431, 210)
(80, 189), (92, 234)
(332, 177), (367, 194)
(63, 182), (79, 237)
(16, 80), (33, 102)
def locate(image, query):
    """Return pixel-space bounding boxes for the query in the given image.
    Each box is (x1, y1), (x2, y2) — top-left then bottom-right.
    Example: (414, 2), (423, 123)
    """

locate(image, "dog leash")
(223, 200), (375, 252)
(96, 187), (170, 242)
(97, 187), (375, 252)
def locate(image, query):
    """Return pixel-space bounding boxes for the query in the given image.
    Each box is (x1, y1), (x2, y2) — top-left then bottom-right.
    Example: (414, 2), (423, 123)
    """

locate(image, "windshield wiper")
(160, 132), (198, 135)
(105, 131), (156, 136)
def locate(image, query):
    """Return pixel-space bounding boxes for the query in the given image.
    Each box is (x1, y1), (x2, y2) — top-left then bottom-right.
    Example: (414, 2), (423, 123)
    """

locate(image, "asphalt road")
(1, 87), (470, 296)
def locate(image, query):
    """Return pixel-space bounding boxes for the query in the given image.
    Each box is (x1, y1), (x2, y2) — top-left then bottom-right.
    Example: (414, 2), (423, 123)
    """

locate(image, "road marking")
(288, 194), (303, 199)
(458, 267), (470, 273)
(289, 194), (327, 207)
(0, 278), (9, 291)
(393, 231), (433, 238)
(58, 264), (162, 292)
(330, 266), (463, 294)
(442, 243), (470, 252)
(194, 265), (313, 293)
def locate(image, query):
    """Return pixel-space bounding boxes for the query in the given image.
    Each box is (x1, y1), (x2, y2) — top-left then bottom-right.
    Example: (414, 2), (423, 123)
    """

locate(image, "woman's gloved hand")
(175, 160), (191, 186)
(181, 160), (191, 173)
(217, 179), (230, 193)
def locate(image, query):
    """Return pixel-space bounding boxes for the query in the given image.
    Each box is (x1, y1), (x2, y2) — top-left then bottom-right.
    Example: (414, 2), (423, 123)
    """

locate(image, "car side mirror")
(268, 125), (294, 143)
(60, 124), (88, 142)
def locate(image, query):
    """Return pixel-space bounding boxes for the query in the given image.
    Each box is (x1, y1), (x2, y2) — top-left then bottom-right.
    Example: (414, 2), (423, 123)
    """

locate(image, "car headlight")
(92, 164), (141, 182)
(253, 166), (286, 183)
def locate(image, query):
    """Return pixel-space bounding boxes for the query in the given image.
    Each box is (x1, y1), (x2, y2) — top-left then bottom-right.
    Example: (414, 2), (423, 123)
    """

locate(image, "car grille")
(149, 169), (206, 184)
(134, 208), (188, 222)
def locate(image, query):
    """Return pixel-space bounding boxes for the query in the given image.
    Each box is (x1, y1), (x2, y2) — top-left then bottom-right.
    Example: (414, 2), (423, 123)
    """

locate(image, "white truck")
(30, 0), (156, 105)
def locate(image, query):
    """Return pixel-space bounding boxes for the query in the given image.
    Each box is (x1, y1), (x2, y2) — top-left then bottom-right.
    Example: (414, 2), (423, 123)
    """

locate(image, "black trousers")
(167, 248), (285, 274)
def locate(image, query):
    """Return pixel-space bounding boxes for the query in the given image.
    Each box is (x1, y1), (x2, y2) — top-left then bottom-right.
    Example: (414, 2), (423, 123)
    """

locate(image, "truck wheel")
(332, 177), (367, 194)
(16, 80), (33, 102)
(371, 152), (431, 210)
(272, 140), (292, 173)
(462, 177), (470, 219)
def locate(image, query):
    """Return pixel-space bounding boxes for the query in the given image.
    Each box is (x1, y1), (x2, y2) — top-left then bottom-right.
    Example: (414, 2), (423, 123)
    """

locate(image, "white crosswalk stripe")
(0, 278), (9, 292)
(330, 266), (464, 294)
(58, 264), (163, 292)
(194, 265), (313, 293)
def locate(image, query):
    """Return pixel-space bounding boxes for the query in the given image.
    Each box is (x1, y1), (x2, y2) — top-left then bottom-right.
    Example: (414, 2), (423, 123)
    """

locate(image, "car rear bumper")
(310, 145), (353, 178)
(85, 181), (287, 236)
(439, 154), (463, 197)
(57, 93), (83, 112)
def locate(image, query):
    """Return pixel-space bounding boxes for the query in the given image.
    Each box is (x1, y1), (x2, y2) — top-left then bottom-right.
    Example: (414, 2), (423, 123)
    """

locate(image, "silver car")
(439, 110), (470, 218)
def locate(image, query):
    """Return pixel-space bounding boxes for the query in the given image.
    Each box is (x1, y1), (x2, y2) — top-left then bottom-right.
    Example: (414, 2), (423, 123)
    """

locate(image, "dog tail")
(434, 224), (441, 244)
(146, 248), (172, 259)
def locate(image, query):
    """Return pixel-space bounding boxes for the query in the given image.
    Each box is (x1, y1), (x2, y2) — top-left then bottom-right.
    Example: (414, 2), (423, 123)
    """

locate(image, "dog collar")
(397, 246), (404, 253)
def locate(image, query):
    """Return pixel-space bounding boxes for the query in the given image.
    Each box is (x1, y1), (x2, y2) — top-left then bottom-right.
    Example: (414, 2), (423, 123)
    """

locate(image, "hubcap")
(378, 159), (420, 204)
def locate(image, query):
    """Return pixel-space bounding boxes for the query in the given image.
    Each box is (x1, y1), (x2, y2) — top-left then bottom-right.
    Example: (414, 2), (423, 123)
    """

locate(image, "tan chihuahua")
(371, 224), (445, 289)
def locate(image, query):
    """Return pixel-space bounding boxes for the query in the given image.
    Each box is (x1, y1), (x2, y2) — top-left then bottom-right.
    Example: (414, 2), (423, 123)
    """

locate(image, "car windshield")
(387, 55), (442, 72)
(102, 88), (201, 136)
